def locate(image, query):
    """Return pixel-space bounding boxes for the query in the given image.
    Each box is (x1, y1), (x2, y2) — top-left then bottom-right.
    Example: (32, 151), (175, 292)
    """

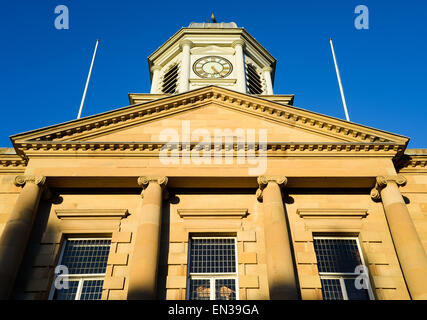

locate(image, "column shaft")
(233, 40), (247, 93)
(0, 175), (45, 299)
(380, 180), (427, 300)
(262, 67), (274, 95)
(259, 177), (298, 299)
(178, 40), (192, 93)
(128, 177), (167, 300)
(150, 65), (162, 94)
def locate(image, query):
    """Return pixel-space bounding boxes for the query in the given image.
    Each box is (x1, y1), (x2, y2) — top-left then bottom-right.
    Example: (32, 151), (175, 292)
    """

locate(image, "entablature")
(13, 141), (405, 159)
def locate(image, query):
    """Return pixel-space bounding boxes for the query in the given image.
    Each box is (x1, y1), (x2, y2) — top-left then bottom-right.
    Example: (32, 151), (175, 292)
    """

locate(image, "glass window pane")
(215, 279), (236, 300)
(54, 280), (79, 300)
(313, 238), (362, 273)
(80, 280), (104, 300)
(321, 279), (344, 300)
(189, 279), (210, 300)
(60, 239), (111, 274)
(189, 238), (236, 274)
(344, 279), (370, 300)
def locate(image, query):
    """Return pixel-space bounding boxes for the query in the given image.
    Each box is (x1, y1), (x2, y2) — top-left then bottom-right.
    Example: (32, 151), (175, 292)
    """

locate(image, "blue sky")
(0, 0), (426, 148)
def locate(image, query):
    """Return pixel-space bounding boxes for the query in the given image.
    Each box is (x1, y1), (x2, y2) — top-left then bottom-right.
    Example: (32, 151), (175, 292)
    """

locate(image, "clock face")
(193, 56), (233, 79)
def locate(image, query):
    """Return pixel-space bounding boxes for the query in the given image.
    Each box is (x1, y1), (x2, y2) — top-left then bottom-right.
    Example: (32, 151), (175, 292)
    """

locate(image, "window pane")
(344, 279), (370, 300)
(215, 279), (236, 300)
(60, 239), (111, 274)
(80, 280), (104, 300)
(189, 279), (210, 300)
(189, 238), (236, 273)
(321, 279), (344, 300)
(54, 280), (79, 300)
(313, 238), (362, 273)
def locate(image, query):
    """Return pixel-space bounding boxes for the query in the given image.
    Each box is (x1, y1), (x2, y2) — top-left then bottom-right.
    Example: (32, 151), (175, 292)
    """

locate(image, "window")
(161, 64), (179, 94)
(50, 238), (111, 300)
(246, 64), (263, 94)
(187, 237), (238, 300)
(313, 237), (374, 300)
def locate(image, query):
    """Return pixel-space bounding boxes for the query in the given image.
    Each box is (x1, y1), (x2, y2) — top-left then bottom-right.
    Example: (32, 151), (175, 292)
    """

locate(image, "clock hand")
(211, 65), (219, 73)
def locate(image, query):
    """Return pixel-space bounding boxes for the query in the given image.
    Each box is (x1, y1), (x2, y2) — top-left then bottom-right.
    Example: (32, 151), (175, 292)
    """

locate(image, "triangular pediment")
(10, 86), (409, 157)
(86, 105), (345, 143)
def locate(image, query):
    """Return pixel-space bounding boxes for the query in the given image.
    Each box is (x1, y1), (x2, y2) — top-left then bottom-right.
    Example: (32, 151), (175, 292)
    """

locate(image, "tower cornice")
(147, 27), (276, 75)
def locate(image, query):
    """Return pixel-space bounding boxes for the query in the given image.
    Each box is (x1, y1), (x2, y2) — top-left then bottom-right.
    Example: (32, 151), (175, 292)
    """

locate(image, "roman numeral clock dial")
(193, 56), (233, 79)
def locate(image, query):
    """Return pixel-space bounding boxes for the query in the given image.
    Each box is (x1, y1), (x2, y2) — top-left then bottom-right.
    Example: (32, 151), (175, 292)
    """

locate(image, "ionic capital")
(179, 39), (193, 49)
(256, 176), (287, 201)
(14, 175), (46, 188)
(138, 176), (168, 199)
(150, 64), (162, 72)
(231, 39), (245, 49)
(137, 176), (168, 189)
(370, 175), (407, 201)
(262, 66), (273, 73)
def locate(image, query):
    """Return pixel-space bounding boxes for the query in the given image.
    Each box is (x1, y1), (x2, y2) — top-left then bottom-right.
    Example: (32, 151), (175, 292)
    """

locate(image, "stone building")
(0, 21), (426, 300)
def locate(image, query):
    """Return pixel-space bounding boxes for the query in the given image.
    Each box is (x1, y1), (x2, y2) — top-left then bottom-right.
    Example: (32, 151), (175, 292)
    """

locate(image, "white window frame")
(314, 236), (375, 300)
(48, 237), (111, 300)
(186, 236), (239, 300)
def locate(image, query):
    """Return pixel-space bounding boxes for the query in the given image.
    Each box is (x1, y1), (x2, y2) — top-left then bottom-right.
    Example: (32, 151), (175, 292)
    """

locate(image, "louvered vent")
(246, 64), (263, 94)
(161, 64), (179, 94)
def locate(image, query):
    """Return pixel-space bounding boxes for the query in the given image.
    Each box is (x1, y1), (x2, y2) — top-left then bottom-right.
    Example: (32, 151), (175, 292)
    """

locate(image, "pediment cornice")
(11, 86), (409, 145)
(10, 86), (409, 162)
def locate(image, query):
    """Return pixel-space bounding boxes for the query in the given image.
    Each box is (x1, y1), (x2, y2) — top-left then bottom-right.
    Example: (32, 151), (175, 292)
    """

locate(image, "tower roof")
(188, 22), (238, 29)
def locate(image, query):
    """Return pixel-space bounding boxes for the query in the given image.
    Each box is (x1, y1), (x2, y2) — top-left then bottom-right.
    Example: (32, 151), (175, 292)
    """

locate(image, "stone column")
(150, 65), (162, 94)
(0, 175), (46, 299)
(232, 40), (247, 93)
(262, 66), (274, 95)
(178, 40), (193, 93)
(371, 175), (427, 300)
(128, 176), (168, 300)
(257, 176), (298, 299)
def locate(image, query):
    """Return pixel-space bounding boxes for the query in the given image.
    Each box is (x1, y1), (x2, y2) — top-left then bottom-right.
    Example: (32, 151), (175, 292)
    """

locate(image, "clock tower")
(148, 21), (277, 96)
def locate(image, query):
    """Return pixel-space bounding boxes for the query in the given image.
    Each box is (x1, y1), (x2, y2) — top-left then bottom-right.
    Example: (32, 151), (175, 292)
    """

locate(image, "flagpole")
(77, 39), (100, 119)
(330, 38), (350, 122)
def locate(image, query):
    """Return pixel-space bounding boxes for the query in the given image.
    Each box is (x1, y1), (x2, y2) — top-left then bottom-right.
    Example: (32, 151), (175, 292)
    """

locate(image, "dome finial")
(211, 12), (216, 23)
